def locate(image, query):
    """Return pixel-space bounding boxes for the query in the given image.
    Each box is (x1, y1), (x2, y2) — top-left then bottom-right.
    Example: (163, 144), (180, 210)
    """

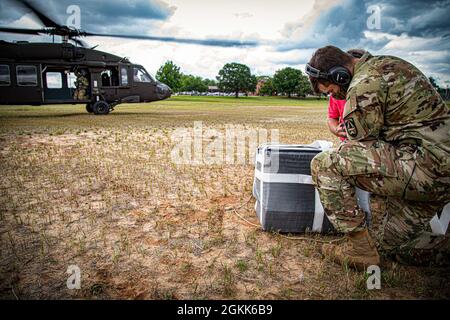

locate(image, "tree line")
(155, 61), (313, 98)
(156, 61), (449, 100)
(429, 77), (450, 101)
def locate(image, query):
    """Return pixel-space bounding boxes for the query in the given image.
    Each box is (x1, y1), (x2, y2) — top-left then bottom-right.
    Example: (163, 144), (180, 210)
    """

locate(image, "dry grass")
(0, 96), (448, 299)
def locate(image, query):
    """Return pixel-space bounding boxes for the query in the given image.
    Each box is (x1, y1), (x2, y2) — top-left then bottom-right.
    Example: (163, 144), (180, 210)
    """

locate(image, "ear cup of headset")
(328, 66), (351, 86)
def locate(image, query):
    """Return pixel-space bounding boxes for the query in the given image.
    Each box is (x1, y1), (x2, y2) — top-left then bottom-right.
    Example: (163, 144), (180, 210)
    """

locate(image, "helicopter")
(0, 0), (256, 114)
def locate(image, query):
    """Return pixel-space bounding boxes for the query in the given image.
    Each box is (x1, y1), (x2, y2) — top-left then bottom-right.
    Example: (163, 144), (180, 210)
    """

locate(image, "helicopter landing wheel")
(86, 103), (93, 113)
(92, 101), (110, 115)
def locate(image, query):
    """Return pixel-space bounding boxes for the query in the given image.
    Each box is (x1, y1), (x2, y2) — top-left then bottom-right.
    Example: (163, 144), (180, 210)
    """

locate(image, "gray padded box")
(253, 142), (335, 233)
(252, 142), (373, 233)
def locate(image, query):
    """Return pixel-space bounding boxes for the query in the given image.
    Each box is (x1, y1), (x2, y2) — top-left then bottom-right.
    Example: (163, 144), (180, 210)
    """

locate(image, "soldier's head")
(306, 45), (358, 100)
(75, 69), (87, 77)
(347, 48), (366, 59)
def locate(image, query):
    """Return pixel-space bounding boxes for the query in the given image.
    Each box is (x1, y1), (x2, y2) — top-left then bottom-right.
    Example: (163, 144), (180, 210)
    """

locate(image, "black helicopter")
(0, 0), (256, 114)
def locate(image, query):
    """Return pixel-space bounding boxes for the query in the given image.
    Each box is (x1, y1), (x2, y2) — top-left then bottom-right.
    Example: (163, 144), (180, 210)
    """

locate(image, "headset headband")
(305, 63), (351, 86)
(305, 64), (330, 80)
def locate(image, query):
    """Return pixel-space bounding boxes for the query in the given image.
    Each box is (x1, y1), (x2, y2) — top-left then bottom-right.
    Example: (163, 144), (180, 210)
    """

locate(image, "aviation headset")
(305, 64), (352, 86)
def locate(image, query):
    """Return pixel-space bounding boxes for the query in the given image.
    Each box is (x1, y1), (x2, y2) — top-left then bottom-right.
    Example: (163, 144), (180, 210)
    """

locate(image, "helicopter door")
(132, 66), (155, 102)
(100, 66), (124, 102)
(43, 69), (79, 103)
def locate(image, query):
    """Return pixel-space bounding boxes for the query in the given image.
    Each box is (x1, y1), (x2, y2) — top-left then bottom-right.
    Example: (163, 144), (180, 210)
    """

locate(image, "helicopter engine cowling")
(0, 41), (84, 61)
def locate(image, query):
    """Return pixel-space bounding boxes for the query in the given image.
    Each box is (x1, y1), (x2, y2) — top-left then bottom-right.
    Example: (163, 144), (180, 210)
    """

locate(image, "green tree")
(258, 77), (276, 96)
(156, 61), (182, 92)
(296, 73), (313, 97)
(273, 67), (303, 98)
(428, 77), (449, 100)
(216, 63), (256, 98)
(249, 75), (257, 96)
(180, 74), (208, 92)
(203, 78), (217, 87)
(429, 76), (439, 90)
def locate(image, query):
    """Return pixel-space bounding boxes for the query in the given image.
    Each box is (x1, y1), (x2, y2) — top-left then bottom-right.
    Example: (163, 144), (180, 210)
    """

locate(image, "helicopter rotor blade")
(17, 0), (61, 29)
(0, 26), (45, 35)
(71, 37), (88, 48)
(83, 32), (259, 48)
(4, 1), (261, 48)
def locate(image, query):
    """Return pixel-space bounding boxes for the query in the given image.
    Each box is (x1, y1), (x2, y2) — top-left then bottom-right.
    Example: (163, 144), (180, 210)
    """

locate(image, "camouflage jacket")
(343, 52), (450, 167)
(75, 76), (89, 88)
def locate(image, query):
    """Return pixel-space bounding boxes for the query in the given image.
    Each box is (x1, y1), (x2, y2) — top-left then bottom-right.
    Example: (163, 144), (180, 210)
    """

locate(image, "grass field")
(0, 96), (448, 299)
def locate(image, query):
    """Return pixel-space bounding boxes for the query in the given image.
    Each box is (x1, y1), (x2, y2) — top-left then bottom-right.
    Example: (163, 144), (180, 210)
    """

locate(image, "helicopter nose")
(156, 82), (172, 99)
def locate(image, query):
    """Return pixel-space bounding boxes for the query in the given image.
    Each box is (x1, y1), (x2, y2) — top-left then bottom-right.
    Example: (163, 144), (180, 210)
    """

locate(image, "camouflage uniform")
(74, 72), (89, 100)
(311, 52), (450, 265)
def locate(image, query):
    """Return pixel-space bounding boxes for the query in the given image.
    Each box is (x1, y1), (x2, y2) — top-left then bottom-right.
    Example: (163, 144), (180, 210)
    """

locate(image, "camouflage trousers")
(311, 139), (450, 266)
(74, 88), (87, 100)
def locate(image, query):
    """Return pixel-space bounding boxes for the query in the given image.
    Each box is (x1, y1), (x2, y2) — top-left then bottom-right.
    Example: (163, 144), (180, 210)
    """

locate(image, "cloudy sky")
(1, 0), (449, 86)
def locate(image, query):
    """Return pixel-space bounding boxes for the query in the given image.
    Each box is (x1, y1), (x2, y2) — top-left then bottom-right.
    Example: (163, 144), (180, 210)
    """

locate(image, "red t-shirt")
(328, 95), (346, 141)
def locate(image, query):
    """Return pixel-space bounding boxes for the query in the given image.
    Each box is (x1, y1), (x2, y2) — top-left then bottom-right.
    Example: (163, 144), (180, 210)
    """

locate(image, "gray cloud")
(0, 0), (175, 30)
(277, 0), (450, 85)
(0, 0), (260, 47)
(379, 0), (450, 37)
(233, 12), (253, 19)
(280, 0), (450, 51)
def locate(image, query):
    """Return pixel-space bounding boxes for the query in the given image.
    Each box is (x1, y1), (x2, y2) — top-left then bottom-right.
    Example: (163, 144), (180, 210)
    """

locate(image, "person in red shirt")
(326, 49), (366, 141)
(327, 95), (347, 141)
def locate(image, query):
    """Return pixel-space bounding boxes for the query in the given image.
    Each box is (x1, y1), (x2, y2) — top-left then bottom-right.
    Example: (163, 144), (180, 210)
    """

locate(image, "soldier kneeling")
(306, 46), (450, 270)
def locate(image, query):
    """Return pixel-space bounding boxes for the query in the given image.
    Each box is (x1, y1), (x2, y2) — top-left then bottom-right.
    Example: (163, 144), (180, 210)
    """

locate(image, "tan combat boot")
(321, 228), (380, 271)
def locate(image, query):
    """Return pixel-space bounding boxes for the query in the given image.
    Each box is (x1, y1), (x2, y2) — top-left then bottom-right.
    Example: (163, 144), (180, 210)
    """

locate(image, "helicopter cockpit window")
(46, 72), (62, 89)
(0, 65), (10, 86)
(17, 65), (37, 86)
(133, 67), (152, 83)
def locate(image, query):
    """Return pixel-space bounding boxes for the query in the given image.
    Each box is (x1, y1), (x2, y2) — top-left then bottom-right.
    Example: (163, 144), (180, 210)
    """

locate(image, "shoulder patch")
(345, 118), (358, 138)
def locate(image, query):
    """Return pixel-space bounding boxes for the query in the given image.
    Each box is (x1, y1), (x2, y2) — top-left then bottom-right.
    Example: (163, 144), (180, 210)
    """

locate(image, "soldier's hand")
(336, 123), (347, 138)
